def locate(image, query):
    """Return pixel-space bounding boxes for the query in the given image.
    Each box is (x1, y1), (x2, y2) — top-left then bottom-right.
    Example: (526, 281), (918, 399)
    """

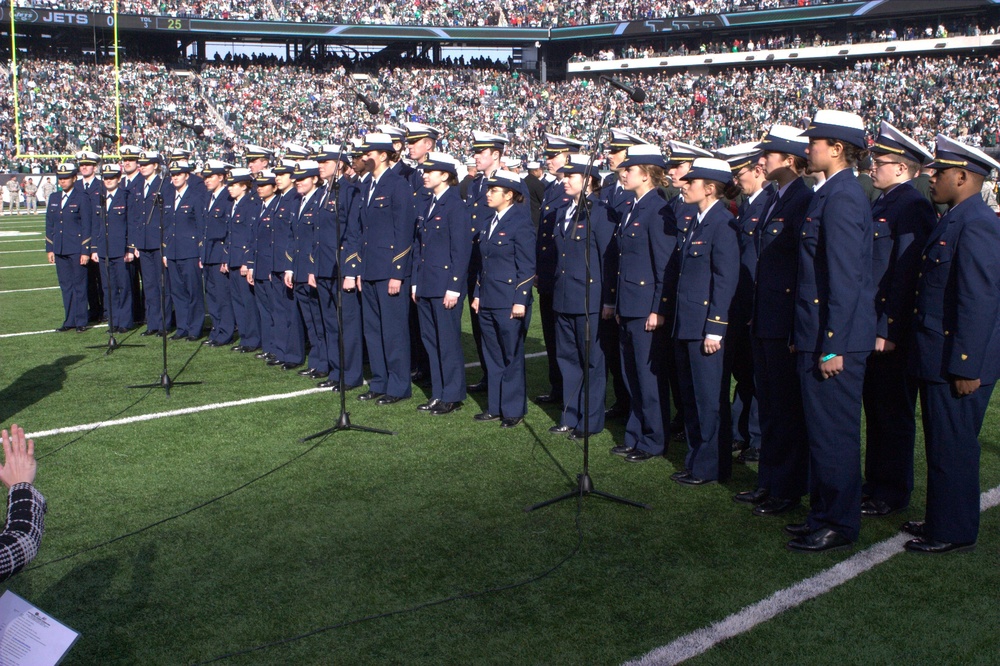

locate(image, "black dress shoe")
(169, 332), (186, 340)
(904, 538), (976, 554)
(786, 528), (854, 553)
(410, 369), (428, 383)
(357, 391), (385, 402)
(418, 399), (442, 412)
(331, 382), (362, 393)
(669, 470), (691, 481)
(753, 497), (800, 516)
(610, 444), (636, 457)
(624, 450), (657, 463)
(549, 424), (573, 434)
(500, 416), (523, 428)
(466, 380), (488, 393)
(141, 329), (161, 337)
(239, 346), (260, 354)
(568, 430), (597, 440)
(56, 326), (73, 332)
(297, 368), (317, 376)
(900, 521), (926, 538)
(266, 358), (283, 366)
(376, 395), (408, 406)
(203, 340), (224, 347)
(674, 473), (715, 486)
(75, 326), (88, 333)
(254, 351), (270, 359)
(430, 401), (462, 415)
(604, 403), (629, 420)
(861, 499), (906, 517)
(114, 326), (131, 333)
(185, 336), (200, 342)
(231, 344), (244, 351)
(280, 362), (301, 371)
(731, 439), (749, 453)
(784, 522), (814, 537)
(534, 393), (561, 404)
(737, 448), (760, 463)
(733, 488), (769, 505)
(474, 412), (501, 422)
(308, 370), (329, 380)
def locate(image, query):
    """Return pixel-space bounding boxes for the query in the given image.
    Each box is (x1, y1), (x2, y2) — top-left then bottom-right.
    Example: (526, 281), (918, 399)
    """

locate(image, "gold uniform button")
(813, 299), (819, 304)
(785, 288), (791, 293)
(828, 331), (834, 338)
(945, 331), (950, 336)
(703, 300), (708, 305)
(639, 281), (645, 285)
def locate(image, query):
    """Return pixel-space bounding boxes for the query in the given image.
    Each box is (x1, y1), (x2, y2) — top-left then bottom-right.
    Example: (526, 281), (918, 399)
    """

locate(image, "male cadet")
(786, 110), (875, 553)
(662, 139), (713, 437)
(734, 125), (813, 517)
(225, 167), (262, 353)
(465, 130), (511, 393)
(344, 133), (417, 405)
(91, 163), (133, 331)
(200, 160), (236, 347)
(860, 122), (936, 518)
(503, 156), (522, 173)
(245, 144), (273, 178)
(904, 136), (1000, 554)
(284, 160), (328, 375)
(600, 129), (646, 421)
(76, 150), (104, 323)
(537, 133), (586, 405)
(162, 160), (206, 341)
(522, 160), (546, 226)
(46, 162), (92, 332)
(313, 145), (364, 387)
(719, 144), (774, 463)
(248, 169), (283, 364)
(270, 157), (307, 370)
(119, 144), (146, 325)
(129, 151), (174, 337)
(404, 122), (444, 385)
(377, 125), (416, 181)
(459, 158), (478, 201)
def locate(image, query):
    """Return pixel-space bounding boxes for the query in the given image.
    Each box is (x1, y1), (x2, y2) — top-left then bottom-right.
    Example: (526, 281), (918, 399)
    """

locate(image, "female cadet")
(471, 170), (536, 428)
(671, 158), (740, 485)
(223, 168), (261, 353)
(608, 145), (676, 462)
(549, 154), (614, 439)
(411, 152), (473, 416)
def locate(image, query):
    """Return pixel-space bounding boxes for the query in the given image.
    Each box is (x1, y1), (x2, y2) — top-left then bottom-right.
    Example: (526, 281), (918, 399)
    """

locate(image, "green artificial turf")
(2, 214), (998, 665)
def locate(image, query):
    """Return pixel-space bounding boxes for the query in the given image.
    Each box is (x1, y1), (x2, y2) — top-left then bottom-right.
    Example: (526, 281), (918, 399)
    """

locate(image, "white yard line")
(0, 286), (59, 295)
(0, 324), (108, 339)
(0, 263), (52, 269)
(624, 484), (1000, 666)
(0, 249), (47, 254)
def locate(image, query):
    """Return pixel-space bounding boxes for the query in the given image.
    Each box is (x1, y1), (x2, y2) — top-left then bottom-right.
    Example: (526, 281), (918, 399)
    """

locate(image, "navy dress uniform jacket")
(733, 186), (775, 326)
(553, 196), (614, 314)
(475, 206), (536, 308)
(46, 185), (93, 257)
(91, 187), (129, 258)
(163, 186), (206, 261)
(358, 171), (416, 282)
(536, 193), (572, 293)
(315, 177), (359, 279)
(615, 190), (675, 319)
(412, 187), (472, 298)
(202, 189), (232, 265)
(128, 175), (166, 251)
(226, 194), (258, 269)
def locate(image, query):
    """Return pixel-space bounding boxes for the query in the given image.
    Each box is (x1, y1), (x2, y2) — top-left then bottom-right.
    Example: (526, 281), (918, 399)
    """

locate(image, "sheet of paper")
(0, 590), (79, 666)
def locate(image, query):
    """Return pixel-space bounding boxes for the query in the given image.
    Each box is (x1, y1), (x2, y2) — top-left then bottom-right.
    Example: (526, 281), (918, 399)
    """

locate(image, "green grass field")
(1, 213), (998, 665)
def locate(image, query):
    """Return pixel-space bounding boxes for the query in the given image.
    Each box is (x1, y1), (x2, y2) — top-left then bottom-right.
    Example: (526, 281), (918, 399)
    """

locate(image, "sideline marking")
(0, 324), (108, 339)
(0, 237), (43, 243)
(22, 352), (546, 438)
(624, 484), (1000, 666)
(0, 286), (59, 294)
(0, 249), (46, 255)
(0, 263), (52, 269)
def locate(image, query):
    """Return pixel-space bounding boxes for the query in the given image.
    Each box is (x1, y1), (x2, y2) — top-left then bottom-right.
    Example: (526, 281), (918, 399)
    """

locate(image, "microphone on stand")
(173, 119), (205, 136)
(355, 92), (381, 116)
(99, 131), (121, 142)
(599, 75), (646, 103)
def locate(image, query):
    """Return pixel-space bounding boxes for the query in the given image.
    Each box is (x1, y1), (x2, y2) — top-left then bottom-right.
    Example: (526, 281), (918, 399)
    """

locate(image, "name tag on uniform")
(632, 222), (640, 226)
(691, 240), (706, 245)
(374, 196), (386, 202)
(938, 240), (947, 245)
(498, 232), (506, 236)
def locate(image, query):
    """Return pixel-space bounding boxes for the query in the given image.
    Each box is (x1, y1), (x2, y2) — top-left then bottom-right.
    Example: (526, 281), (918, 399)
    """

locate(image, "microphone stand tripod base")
(299, 410), (396, 442)
(127, 371), (202, 397)
(525, 470), (651, 512)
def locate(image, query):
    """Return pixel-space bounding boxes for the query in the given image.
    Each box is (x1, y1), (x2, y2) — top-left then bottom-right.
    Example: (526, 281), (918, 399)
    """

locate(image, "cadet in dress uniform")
(786, 110), (876, 553)
(471, 170), (536, 428)
(313, 145), (363, 387)
(404, 123), (443, 385)
(168, 147), (208, 199)
(860, 122), (937, 517)
(536, 134), (586, 406)
(465, 130), (511, 393)
(718, 146), (774, 463)
(411, 152), (473, 415)
(607, 145), (676, 462)
(245, 145), (274, 179)
(224, 168), (262, 353)
(119, 145), (146, 325)
(377, 125), (416, 182)
(75, 150), (104, 323)
(248, 169), (283, 364)
(548, 154), (614, 438)
(163, 160), (206, 340)
(282, 160), (328, 374)
(129, 151), (174, 336)
(903, 135), (1000, 554)
(274, 147), (311, 371)
(346, 134), (416, 405)
(200, 160), (236, 347)
(734, 125), (813, 516)
(663, 140), (714, 437)
(523, 160), (546, 227)
(46, 162), (92, 332)
(91, 164), (133, 331)
(599, 129), (647, 422)
(669, 158), (740, 484)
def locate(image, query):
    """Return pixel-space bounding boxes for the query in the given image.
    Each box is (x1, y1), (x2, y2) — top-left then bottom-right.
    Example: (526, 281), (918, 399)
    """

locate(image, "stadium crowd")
(18, 0), (819, 27)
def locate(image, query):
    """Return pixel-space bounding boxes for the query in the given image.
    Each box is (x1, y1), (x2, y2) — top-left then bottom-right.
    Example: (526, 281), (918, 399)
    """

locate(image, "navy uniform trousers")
(480, 306), (532, 418)
(101, 257), (133, 328)
(752, 338), (807, 499)
(317, 278), (363, 386)
(418, 296), (466, 403)
(167, 257), (203, 337)
(295, 284), (328, 373)
(204, 267), (234, 344)
(54, 256), (89, 328)
(271, 275), (306, 365)
(556, 313), (605, 434)
(619, 320), (667, 455)
(362, 280), (412, 398)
